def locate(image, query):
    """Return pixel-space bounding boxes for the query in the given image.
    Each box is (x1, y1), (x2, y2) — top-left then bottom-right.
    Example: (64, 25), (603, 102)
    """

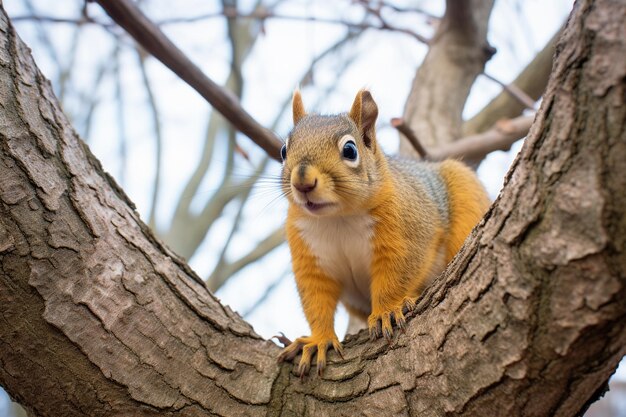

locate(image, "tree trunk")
(1, 0), (625, 416)
(400, 0), (496, 155)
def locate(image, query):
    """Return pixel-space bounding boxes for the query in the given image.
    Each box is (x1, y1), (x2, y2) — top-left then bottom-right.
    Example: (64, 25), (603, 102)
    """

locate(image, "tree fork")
(0, 0), (625, 416)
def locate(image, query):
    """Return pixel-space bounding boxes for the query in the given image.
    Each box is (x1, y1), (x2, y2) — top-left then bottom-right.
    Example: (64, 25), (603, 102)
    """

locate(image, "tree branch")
(136, 47), (163, 230)
(242, 270), (289, 318)
(94, 0), (284, 160)
(400, 0), (496, 155)
(113, 45), (128, 186)
(430, 114), (533, 162)
(463, 25), (562, 137)
(390, 117), (431, 159)
(481, 71), (536, 110)
(162, 0), (264, 257)
(208, 227), (285, 292)
(393, 114), (533, 163)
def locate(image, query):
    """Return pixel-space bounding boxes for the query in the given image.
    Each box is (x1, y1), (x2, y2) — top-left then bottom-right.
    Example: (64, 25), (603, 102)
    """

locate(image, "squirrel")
(277, 89), (490, 376)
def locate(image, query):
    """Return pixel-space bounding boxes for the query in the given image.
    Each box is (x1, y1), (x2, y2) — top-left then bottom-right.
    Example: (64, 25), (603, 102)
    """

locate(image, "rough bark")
(400, 0), (496, 155)
(0, 1), (625, 416)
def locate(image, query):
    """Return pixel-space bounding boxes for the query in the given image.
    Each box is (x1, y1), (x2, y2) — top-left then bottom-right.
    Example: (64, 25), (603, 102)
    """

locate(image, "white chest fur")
(295, 215), (374, 314)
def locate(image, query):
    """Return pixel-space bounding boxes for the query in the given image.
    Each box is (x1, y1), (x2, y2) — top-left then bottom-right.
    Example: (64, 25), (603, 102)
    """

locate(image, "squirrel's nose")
(294, 179), (317, 193)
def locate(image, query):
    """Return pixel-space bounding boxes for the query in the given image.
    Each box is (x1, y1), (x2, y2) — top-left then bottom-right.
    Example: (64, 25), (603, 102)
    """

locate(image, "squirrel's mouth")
(304, 200), (335, 213)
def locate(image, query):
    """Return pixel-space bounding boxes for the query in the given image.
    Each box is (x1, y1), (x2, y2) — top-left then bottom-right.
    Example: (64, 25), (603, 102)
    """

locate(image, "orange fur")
(368, 178), (411, 337)
(285, 205), (341, 340)
(438, 160), (491, 263)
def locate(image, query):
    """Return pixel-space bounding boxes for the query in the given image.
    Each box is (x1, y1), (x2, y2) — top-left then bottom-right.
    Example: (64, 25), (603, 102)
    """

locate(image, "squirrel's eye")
(342, 141), (358, 161)
(280, 144), (287, 161)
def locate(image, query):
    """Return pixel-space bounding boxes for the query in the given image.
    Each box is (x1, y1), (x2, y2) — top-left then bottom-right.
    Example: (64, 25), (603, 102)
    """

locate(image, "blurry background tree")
(0, 0), (624, 415)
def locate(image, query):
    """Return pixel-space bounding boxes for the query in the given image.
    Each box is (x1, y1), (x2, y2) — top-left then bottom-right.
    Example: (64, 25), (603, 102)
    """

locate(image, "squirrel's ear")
(349, 89), (378, 149)
(292, 89), (307, 125)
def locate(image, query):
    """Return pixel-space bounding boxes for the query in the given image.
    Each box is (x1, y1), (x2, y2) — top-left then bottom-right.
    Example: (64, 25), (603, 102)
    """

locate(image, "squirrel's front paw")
(368, 302), (411, 342)
(277, 335), (344, 377)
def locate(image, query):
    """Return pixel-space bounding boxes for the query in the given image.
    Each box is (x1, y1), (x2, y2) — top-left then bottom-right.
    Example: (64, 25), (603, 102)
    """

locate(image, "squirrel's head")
(281, 89), (384, 217)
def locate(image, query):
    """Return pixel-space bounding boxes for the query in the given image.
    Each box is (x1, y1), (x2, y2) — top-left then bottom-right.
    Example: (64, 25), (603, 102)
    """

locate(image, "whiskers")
(332, 174), (371, 199)
(183, 164), (292, 219)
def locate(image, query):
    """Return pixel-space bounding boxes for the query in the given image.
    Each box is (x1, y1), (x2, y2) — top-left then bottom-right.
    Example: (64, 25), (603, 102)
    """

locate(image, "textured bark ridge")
(0, 0), (625, 416)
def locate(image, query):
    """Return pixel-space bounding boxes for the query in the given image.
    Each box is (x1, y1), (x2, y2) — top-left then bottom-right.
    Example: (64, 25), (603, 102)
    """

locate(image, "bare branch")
(113, 46), (127, 186)
(11, 9), (429, 44)
(391, 118), (431, 160)
(355, 0), (430, 44)
(463, 26), (562, 136)
(481, 72), (536, 110)
(11, 14), (111, 27)
(400, 0), (496, 155)
(208, 157), (270, 287)
(367, 1), (440, 21)
(94, 0), (283, 160)
(207, 227), (285, 292)
(79, 47), (117, 141)
(136, 48), (163, 230)
(242, 270), (289, 318)
(163, 0), (265, 251)
(392, 114), (532, 164)
(431, 114), (533, 162)
(21, 0), (61, 69)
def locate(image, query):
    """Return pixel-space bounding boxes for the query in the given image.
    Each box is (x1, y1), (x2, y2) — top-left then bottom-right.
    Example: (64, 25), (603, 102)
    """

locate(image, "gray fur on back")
(387, 156), (450, 227)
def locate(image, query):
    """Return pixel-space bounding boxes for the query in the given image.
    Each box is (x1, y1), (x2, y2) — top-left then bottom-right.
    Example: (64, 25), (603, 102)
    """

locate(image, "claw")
(383, 327), (393, 342)
(278, 335), (343, 377)
(368, 316), (382, 340)
(402, 297), (417, 314)
(272, 332), (292, 347)
(369, 323), (380, 340)
(317, 357), (326, 376)
(369, 305), (408, 342)
(395, 314), (407, 333)
(298, 360), (311, 378)
(333, 340), (345, 359)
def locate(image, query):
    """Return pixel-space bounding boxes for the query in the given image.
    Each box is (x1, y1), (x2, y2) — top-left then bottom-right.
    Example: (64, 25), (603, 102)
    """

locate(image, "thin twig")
(481, 72), (537, 110)
(242, 270), (289, 318)
(136, 48), (163, 230)
(391, 118), (431, 160)
(11, 14), (112, 27)
(208, 227), (285, 292)
(79, 50), (116, 141)
(57, 22), (83, 103)
(12, 10), (429, 43)
(113, 46), (127, 186)
(355, 1), (430, 44)
(22, 0), (61, 70)
(392, 114), (533, 164)
(139, 7), (428, 43)
(464, 26), (562, 136)
(373, 1), (440, 21)
(207, 157), (270, 290)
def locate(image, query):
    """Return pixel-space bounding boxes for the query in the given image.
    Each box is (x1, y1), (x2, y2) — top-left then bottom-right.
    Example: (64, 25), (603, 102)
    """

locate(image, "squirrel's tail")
(439, 160), (491, 263)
